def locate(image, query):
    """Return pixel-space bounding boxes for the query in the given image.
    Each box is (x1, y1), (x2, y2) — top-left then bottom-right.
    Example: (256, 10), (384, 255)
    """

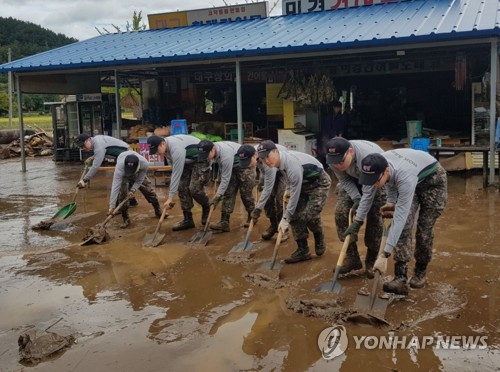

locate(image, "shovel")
(143, 202), (175, 247)
(80, 197), (130, 246)
(229, 219), (256, 253)
(33, 165), (88, 230)
(188, 204), (215, 246)
(54, 164), (89, 221)
(315, 208), (355, 293)
(353, 219), (392, 318)
(257, 228), (285, 272)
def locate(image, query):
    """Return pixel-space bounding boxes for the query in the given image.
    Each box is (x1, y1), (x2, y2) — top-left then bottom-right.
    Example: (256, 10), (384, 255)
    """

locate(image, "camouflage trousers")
(221, 167), (256, 216)
(393, 165), (448, 266)
(178, 161), (211, 212)
(290, 171), (331, 241)
(335, 184), (386, 259)
(117, 175), (159, 213)
(264, 172), (286, 227)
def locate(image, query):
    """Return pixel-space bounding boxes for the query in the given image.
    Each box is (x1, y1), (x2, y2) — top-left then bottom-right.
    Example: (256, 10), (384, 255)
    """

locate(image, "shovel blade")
(257, 261), (283, 272)
(189, 231), (212, 246)
(315, 280), (342, 294)
(229, 241), (254, 253)
(353, 293), (390, 318)
(143, 232), (166, 247)
(52, 202), (78, 221)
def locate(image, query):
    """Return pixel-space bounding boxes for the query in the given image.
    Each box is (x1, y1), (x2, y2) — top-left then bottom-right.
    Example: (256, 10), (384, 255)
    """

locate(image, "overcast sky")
(3, 0), (283, 41)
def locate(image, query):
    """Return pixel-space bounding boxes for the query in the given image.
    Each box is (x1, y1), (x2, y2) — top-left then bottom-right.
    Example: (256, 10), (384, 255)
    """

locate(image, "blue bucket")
(171, 119), (188, 135)
(411, 137), (430, 152)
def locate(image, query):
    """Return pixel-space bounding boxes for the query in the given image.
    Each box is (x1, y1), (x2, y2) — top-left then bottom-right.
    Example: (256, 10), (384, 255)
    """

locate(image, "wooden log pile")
(0, 128), (53, 159)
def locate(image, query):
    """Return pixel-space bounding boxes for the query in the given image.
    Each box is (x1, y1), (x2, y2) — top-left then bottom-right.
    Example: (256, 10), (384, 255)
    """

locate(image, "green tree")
(96, 11), (147, 34)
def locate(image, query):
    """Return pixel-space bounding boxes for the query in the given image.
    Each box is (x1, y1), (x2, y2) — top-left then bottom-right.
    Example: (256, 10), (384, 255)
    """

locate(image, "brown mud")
(0, 157), (498, 371)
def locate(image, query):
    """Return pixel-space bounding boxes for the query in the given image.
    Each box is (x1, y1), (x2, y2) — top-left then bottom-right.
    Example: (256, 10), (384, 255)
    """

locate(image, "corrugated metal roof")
(1, 0), (499, 73)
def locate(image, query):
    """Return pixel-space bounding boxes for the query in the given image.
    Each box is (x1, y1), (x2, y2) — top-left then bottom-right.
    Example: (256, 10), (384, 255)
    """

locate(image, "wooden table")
(427, 146), (491, 188)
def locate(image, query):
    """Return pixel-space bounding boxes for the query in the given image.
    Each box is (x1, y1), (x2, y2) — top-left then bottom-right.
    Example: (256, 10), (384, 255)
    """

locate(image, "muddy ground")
(0, 158), (498, 371)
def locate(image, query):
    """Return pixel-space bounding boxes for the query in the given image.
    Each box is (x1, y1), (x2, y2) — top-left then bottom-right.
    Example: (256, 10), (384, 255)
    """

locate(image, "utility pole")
(8, 48), (13, 128)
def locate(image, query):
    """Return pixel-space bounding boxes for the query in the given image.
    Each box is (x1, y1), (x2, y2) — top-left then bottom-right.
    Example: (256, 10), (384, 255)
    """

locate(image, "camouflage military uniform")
(335, 184), (386, 259)
(393, 164), (448, 265)
(177, 161), (211, 211)
(264, 172), (286, 225)
(116, 175), (159, 212)
(221, 167), (256, 215)
(290, 171), (331, 241)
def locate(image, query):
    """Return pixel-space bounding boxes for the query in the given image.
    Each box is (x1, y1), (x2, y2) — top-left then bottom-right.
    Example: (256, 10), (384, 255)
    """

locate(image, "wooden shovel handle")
(203, 204), (215, 233)
(155, 202), (175, 233)
(269, 228), (284, 270)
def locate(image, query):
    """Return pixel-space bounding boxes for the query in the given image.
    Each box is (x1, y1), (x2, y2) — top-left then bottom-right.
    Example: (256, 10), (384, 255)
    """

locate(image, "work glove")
(84, 156), (94, 165)
(283, 190), (291, 204)
(380, 203), (395, 218)
(107, 208), (115, 216)
(351, 198), (361, 215)
(77, 179), (88, 189)
(210, 195), (222, 209)
(278, 217), (289, 233)
(257, 182), (264, 193)
(343, 220), (363, 242)
(373, 253), (389, 275)
(127, 191), (135, 200)
(252, 208), (262, 224)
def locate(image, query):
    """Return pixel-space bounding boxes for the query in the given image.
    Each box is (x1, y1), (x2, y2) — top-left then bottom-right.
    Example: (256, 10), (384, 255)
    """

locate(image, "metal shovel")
(80, 197), (129, 246)
(143, 202), (175, 247)
(315, 209), (354, 293)
(353, 220), (392, 318)
(257, 228), (284, 272)
(188, 204), (215, 246)
(229, 219), (255, 253)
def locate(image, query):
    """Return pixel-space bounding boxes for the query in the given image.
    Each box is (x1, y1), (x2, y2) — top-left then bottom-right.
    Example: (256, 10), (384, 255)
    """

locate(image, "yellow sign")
(266, 83), (283, 116)
(148, 12), (188, 29)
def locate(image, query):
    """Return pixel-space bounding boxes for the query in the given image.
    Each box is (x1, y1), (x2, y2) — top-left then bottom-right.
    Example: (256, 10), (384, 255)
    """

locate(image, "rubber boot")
(262, 216), (278, 240)
(201, 205), (210, 226)
(337, 245), (363, 274)
(409, 262), (428, 289)
(365, 249), (378, 279)
(152, 201), (162, 219)
(313, 231), (326, 257)
(129, 197), (138, 207)
(284, 239), (312, 264)
(210, 213), (230, 232)
(243, 211), (252, 228)
(172, 211), (195, 231)
(120, 210), (130, 229)
(383, 261), (409, 295)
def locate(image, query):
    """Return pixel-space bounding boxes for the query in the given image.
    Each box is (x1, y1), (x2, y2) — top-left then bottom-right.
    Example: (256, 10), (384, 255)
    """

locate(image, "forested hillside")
(0, 17), (78, 115)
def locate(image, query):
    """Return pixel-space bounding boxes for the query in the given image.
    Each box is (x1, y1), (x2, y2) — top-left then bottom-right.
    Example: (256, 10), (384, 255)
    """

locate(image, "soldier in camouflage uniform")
(198, 140), (256, 232)
(109, 151), (160, 228)
(358, 149), (447, 295)
(259, 140), (331, 264)
(148, 135), (211, 230)
(239, 143), (288, 241)
(326, 137), (386, 278)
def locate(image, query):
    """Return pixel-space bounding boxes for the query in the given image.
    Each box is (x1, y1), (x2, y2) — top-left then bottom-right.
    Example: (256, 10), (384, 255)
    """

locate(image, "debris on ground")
(285, 292), (354, 323)
(216, 252), (255, 265)
(0, 128), (53, 159)
(244, 272), (285, 289)
(18, 329), (75, 365)
(32, 219), (56, 230)
(82, 224), (110, 245)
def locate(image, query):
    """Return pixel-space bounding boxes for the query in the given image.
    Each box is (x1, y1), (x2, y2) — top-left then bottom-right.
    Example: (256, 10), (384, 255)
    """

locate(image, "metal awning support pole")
(15, 75), (26, 172)
(235, 60), (243, 144)
(489, 40), (498, 184)
(8, 48), (13, 128)
(114, 70), (122, 137)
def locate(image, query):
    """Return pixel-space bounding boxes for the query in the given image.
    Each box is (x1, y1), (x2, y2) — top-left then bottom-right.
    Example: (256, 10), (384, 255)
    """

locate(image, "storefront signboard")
(282, 0), (401, 15)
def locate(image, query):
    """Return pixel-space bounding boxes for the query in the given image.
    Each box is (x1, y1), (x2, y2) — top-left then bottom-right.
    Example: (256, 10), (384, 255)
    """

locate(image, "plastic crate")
(411, 137), (431, 152)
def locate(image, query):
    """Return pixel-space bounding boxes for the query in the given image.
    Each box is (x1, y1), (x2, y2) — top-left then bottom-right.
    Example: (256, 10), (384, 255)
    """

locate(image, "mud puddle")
(0, 158), (499, 370)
